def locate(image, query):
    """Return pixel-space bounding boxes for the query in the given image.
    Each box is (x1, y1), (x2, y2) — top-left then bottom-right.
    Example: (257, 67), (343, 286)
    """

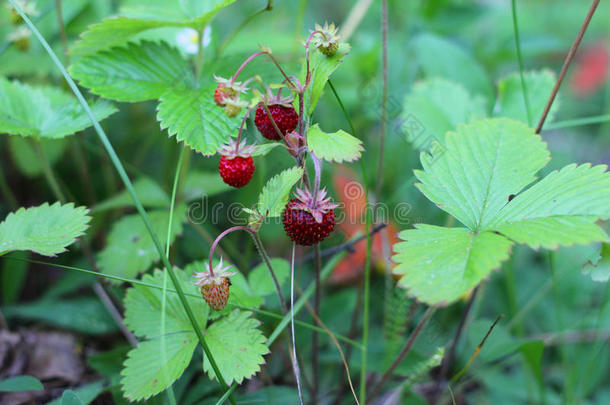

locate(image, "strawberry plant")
(1, 1), (610, 405)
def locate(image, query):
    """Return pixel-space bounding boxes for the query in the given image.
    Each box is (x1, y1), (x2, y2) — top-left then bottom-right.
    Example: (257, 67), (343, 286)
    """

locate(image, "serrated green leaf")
(415, 118), (549, 230)
(92, 177), (170, 212)
(307, 124), (363, 163)
(124, 268), (209, 338)
(157, 84), (243, 155)
(98, 206), (186, 279)
(495, 69), (557, 125)
(401, 78), (487, 150)
(0, 202), (90, 256)
(121, 333), (198, 401)
(583, 243), (610, 282)
(487, 164), (610, 249)
(71, 0), (237, 55)
(8, 136), (68, 178)
(393, 225), (513, 305)
(70, 41), (193, 103)
(47, 381), (105, 405)
(248, 258), (289, 296)
(0, 78), (116, 139)
(256, 167), (304, 218)
(0, 376), (43, 393)
(411, 33), (493, 100)
(305, 42), (350, 114)
(202, 310), (269, 384)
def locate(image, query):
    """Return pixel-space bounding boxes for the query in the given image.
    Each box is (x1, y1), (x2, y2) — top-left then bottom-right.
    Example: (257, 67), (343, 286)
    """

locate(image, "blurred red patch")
(330, 167), (400, 284)
(570, 41), (609, 97)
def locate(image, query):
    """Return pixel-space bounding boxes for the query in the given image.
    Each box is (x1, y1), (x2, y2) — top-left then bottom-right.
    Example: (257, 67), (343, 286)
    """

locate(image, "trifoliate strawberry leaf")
(393, 225), (513, 306)
(121, 333), (198, 401)
(202, 310), (269, 384)
(0, 202), (90, 257)
(583, 243), (610, 282)
(486, 164), (610, 249)
(157, 83), (243, 155)
(92, 177), (170, 212)
(98, 206), (186, 279)
(415, 118), (549, 230)
(124, 268), (209, 338)
(307, 124), (363, 163)
(69, 41), (193, 103)
(495, 70), (558, 125)
(401, 78), (487, 150)
(305, 42), (350, 114)
(256, 167), (304, 218)
(71, 0), (237, 55)
(0, 78), (116, 139)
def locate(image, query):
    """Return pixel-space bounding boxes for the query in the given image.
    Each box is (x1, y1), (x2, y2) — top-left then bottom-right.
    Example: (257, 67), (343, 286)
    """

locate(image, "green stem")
(511, 0), (532, 127)
(215, 0), (273, 58)
(375, 0), (388, 198)
(9, 4), (236, 403)
(252, 232), (287, 314)
(312, 244), (322, 403)
(31, 139), (66, 203)
(545, 113), (610, 130)
(327, 80), (372, 404)
(195, 27), (205, 81)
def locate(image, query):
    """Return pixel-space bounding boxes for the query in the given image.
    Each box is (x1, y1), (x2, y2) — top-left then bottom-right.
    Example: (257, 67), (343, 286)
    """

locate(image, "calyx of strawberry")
(260, 88), (295, 108)
(218, 138), (256, 159)
(192, 258), (236, 287)
(284, 131), (305, 157)
(290, 188), (338, 223)
(311, 22), (340, 56)
(214, 75), (249, 95)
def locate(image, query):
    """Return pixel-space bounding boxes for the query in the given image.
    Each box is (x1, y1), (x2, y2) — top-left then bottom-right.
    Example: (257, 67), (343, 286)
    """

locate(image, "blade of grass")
(544, 113), (610, 130)
(8, 3), (236, 403)
(511, 0), (532, 127)
(328, 79), (373, 404)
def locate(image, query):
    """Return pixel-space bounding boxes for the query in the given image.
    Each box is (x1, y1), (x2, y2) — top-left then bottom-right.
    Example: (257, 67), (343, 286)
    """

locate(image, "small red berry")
(218, 155), (255, 188)
(282, 189), (338, 246)
(254, 103), (298, 140)
(213, 85), (236, 107)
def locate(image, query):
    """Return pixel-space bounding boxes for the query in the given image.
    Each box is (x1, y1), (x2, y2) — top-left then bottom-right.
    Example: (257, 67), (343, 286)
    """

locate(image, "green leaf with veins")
(251, 142), (283, 157)
(121, 333), (198, 401)
(415, 118), (549, 230)
(307, 124), (363, 163)
(583, 243), (610, 282)
(495, 69), (558, 125)
(256, 167), (304, 218)
(0, 202), (90, 257)
(70, 41), (194, 103)
(248, 259), (290, 296)
(202, 310), (269, 384)
(393, 225), (513, 306)
(0, 78), (116, 139)
(98, 205), (186, 279)
(401, 78), (487, 150)
(71, 0), (237, 55)
(124, 268), (209, 338)
(157, 83), (243, 155)
(393, 117), (610, 306)
(304, 42), (350, 114)
(487, 164), (610, 249)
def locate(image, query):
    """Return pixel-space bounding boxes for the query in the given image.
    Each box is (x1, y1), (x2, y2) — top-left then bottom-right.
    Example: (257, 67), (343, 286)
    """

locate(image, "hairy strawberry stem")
(234, 106), (253, 154)
(310, 152), (322, 204)
(231, 50), (296, 89)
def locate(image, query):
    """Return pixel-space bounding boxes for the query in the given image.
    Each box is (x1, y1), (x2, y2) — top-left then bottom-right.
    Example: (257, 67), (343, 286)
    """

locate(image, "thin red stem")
(234, 107), (253, 154)
(208, 226), (254, 276)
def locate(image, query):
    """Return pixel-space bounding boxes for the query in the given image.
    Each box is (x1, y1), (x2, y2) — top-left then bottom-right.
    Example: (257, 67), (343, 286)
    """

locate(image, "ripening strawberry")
(254, 91), (298, 140)
(282, 188), (338, 246)
(214, 85), (237, 107)
(193, 259), (236, 311)
(218, 139), (255, 188)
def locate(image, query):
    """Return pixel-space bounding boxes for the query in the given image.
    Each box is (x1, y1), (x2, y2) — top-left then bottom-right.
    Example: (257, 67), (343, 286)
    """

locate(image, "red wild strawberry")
(217, 139), (256, 188)
(193, 259), (235, 311)
(213, 85), (237, 107)
(282, 188), (338, 246)
(254, 91), (298, 140)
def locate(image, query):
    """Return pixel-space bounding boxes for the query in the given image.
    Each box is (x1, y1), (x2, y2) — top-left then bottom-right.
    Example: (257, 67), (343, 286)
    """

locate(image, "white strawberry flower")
(176, 26), (212, 54)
